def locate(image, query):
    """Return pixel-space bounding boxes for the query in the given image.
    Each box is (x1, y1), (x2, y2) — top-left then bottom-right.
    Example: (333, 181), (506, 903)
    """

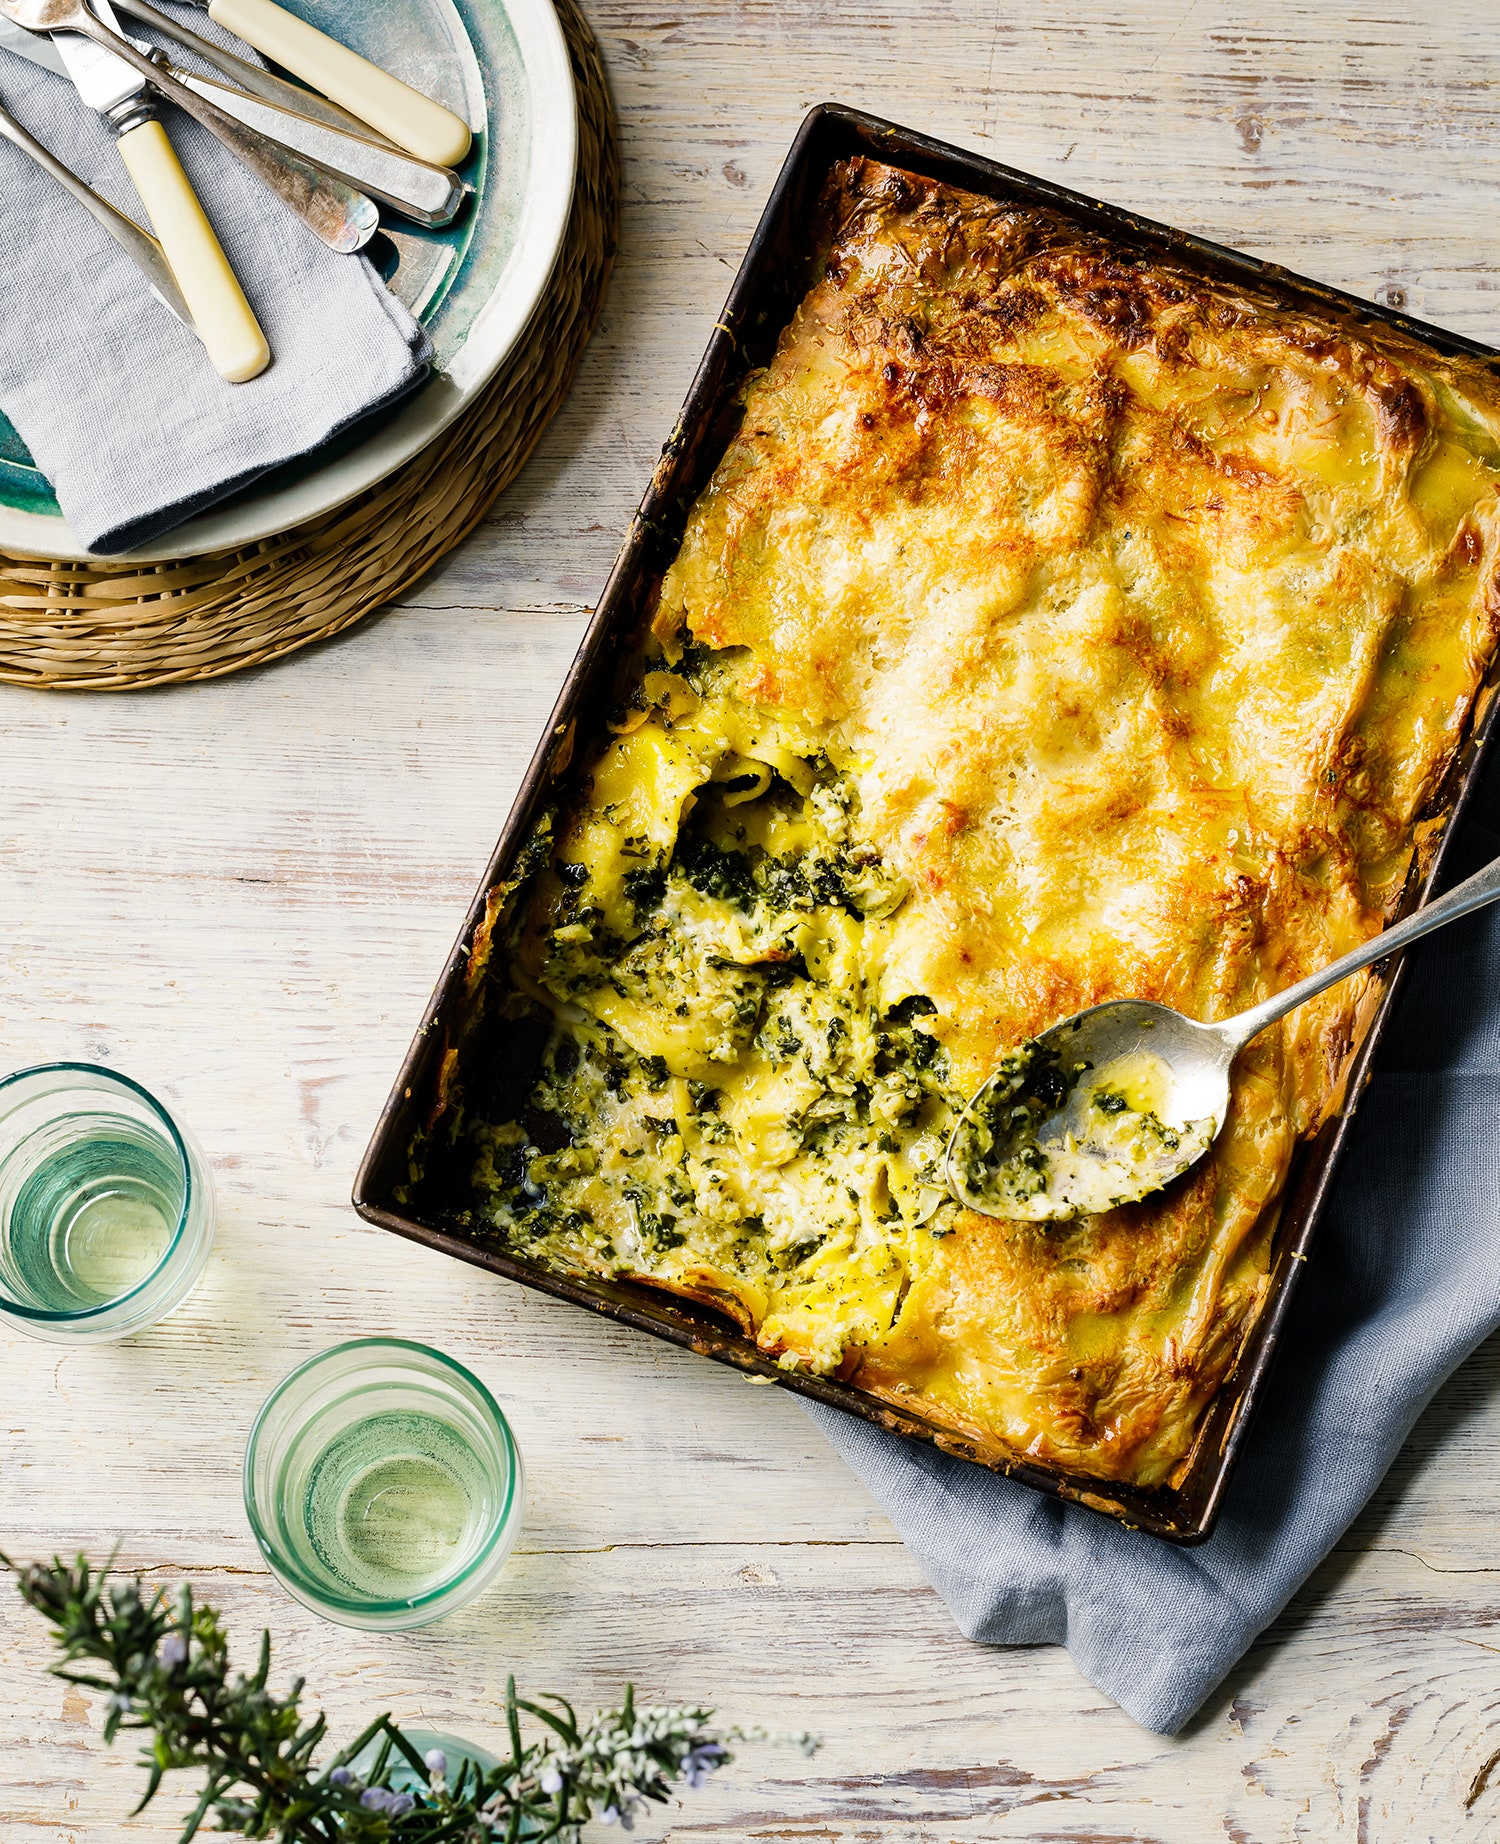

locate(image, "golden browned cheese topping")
(470, 158), (1500, 1487)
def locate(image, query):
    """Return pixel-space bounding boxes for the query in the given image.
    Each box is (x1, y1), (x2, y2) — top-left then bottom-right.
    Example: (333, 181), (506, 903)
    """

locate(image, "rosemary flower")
(156, 1631), (188, 1672)
(3, 1551), (821, 1843)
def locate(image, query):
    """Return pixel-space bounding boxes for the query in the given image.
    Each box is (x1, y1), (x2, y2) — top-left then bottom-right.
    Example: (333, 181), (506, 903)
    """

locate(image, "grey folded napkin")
(806, 758), (1500, 1735)
(0, 3), (431, 553)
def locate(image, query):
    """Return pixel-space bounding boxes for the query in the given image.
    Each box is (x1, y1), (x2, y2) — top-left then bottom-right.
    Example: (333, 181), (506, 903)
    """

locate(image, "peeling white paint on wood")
(4, 2), (1500, 1838)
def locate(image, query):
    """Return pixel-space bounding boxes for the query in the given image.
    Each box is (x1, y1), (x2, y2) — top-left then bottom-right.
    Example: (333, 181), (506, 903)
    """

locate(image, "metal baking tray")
(355, 103), (1500, 1543)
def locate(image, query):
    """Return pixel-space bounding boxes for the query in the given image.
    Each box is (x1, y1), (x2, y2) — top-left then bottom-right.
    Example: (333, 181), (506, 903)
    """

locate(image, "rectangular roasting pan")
(355, 103), (1500, 1544)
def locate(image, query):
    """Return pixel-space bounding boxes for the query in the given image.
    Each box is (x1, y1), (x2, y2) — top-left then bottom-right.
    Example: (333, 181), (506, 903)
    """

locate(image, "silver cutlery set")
(0, 0), (473, 380)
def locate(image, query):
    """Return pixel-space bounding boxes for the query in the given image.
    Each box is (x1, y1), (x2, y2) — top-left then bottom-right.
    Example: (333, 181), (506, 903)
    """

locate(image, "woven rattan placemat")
(0, 0), (616, 691)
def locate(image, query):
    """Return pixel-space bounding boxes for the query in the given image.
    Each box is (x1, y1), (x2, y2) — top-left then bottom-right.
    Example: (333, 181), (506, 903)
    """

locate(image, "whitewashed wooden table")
(5, 2), (1500, 1837)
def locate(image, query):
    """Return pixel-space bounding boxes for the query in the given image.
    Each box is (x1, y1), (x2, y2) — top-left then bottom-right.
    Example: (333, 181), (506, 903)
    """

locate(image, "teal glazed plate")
(0, 0), (576, 561)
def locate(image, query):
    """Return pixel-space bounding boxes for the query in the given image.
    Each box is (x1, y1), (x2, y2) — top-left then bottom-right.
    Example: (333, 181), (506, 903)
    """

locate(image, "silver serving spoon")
(947, 846), (1500, 1222)
(0, 0), (376, 251)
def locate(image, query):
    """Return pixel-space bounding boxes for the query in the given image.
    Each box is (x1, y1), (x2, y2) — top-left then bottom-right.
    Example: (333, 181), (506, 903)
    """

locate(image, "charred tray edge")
(355, 102), (1500, 1545)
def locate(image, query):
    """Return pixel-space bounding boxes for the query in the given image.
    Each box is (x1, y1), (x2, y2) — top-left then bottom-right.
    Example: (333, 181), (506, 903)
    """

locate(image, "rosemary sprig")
(4, 1553), (817, 1841)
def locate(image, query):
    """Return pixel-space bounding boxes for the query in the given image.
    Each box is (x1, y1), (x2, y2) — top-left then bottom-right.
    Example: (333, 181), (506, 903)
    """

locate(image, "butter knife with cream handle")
(179, 0), (471, 167)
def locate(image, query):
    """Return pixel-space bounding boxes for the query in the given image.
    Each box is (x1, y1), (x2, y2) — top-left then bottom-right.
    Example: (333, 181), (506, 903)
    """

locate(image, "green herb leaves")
(5, 1553), (817, 1843)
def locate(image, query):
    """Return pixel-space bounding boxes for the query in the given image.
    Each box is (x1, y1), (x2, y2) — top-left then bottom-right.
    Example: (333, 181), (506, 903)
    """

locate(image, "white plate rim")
(0, 0), (578, 565)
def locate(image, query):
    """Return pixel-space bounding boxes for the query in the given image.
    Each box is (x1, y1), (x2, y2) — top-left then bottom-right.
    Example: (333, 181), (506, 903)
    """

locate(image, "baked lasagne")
(459, 158), (1500, 1487)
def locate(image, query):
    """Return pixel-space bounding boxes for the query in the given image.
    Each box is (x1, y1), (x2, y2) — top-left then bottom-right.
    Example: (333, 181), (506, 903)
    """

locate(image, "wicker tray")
(0, 0), (616, 691)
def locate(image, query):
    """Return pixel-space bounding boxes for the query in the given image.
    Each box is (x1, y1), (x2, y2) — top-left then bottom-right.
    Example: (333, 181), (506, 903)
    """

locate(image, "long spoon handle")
(204, 0), (472, 167)
(1226, 848), (1500, 1050)
(70, 11), (377, 252)
(109, 0), (386, 141)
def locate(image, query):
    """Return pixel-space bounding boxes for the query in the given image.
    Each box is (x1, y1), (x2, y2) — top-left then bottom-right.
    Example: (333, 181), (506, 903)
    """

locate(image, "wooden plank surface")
(5, 1), (1500, 1838)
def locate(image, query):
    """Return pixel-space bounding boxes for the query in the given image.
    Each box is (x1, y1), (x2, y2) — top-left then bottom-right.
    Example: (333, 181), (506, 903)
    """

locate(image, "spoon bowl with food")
(947, 846), (1500, 1221)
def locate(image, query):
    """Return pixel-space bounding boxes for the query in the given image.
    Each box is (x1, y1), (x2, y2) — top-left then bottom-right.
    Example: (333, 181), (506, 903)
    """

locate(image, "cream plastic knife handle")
(205, 0), (472, 167)
(116, 119), (269, 381)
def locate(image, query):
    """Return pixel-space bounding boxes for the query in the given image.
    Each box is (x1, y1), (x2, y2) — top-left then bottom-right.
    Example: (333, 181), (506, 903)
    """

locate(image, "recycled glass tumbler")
(244, 1338), (525, 1631)
(0, 1062), (216, 1343)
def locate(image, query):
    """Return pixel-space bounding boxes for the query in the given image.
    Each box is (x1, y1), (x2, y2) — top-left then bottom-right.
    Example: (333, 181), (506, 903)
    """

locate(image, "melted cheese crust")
(469, 159), (1500, 1487)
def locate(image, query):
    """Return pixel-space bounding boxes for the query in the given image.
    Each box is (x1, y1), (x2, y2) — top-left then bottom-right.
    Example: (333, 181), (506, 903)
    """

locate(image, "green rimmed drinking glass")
(244, 1338), (525, 1631)
(0, 1062), (215, 1342)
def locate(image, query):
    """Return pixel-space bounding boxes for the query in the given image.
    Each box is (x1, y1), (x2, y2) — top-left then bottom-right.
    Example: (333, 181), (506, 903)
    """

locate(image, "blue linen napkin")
(805, 753), (1500, 1735)
(0, 4), (432, 554)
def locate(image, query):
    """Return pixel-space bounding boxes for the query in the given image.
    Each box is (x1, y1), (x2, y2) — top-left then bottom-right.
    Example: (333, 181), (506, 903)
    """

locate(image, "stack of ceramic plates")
(0, 0), (581, 565)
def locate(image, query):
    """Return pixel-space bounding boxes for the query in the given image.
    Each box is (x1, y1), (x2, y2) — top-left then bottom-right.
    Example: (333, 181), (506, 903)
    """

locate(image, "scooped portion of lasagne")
(463, 157), (1500, 1487)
